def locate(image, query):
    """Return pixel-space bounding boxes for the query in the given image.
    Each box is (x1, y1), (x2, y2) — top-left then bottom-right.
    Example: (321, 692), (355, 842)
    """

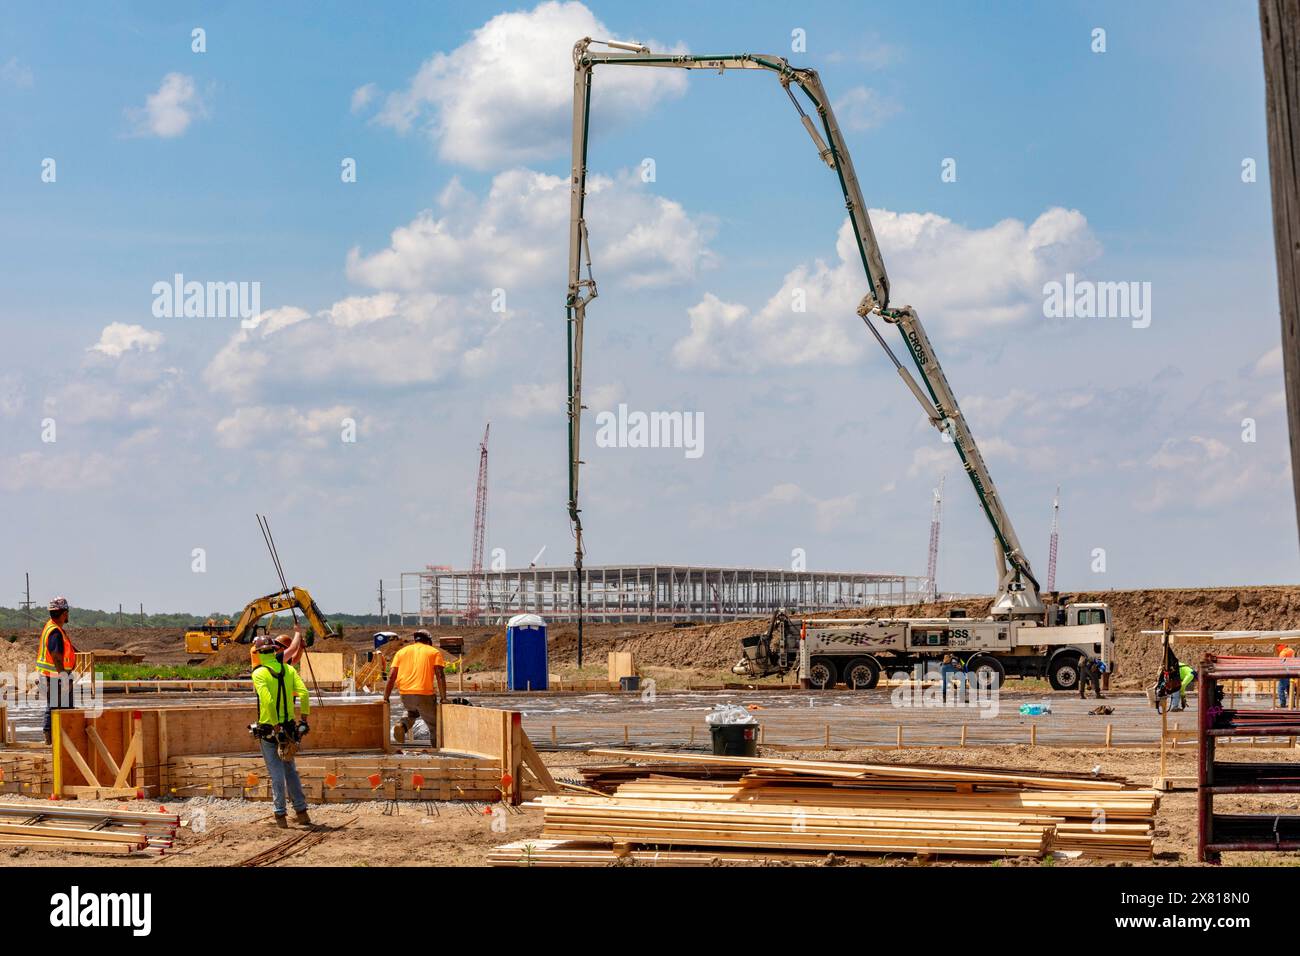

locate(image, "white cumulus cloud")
(673, 207), (1100, 370)
(346, 168), (714, 293)
(834, 85), (899, 131)
(89, 323), (164, 358)
(215, 405), (357, 449)
(127, 73), (206, 138)
(350, 82), (378, 114)
(372, 1), (686, 169)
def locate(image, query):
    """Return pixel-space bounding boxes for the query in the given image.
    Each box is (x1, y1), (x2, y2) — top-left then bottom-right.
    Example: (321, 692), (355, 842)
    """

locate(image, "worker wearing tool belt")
(36, 597), (77, 745)
(1077, 655), (1105, 700)
(250, 633), (312, 827)
(384, 630), (447, 747)
(1171, 662), (1198, 711)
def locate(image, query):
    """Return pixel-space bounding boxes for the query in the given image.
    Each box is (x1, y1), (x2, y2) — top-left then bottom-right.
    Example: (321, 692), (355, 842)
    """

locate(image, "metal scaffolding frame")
(399, 565), (929, 625)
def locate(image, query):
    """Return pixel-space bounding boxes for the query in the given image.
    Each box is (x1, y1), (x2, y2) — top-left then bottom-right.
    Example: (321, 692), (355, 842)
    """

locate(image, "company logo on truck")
(812, 630), (900, 649)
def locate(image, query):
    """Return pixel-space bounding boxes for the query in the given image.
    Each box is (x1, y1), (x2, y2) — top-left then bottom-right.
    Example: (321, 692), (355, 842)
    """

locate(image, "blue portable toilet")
(506, 614), (548, 691)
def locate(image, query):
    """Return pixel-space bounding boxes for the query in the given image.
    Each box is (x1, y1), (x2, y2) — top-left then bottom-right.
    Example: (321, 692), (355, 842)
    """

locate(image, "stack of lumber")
(491, 750), (1157, 866)
(0, 802), (177, 856)
(577, 761), (746, 791)
(1218, 709), (1300, 730)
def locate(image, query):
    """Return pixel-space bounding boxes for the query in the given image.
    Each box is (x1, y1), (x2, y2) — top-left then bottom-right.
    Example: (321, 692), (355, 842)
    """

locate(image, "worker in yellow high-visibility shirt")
(250, 633), (312, 828)
(384, 630), (447, 747)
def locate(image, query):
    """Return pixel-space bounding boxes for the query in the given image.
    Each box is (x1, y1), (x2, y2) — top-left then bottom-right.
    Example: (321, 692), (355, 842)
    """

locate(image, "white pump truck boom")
(564, 39), (1113, 689)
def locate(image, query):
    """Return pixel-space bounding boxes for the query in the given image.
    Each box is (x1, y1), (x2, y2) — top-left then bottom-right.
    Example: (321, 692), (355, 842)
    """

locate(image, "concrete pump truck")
(563, 39), (1113, 690)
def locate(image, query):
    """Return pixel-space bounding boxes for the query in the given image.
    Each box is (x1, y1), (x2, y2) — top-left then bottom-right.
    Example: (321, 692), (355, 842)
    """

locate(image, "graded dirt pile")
(0, 638), (33, 674)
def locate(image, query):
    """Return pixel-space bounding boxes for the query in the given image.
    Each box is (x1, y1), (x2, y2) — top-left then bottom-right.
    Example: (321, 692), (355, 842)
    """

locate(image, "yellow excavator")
(184, 586), (338, 658)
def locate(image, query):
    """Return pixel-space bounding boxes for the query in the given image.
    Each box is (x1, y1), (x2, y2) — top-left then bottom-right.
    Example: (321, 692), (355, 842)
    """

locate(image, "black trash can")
(710, 723), (759, 756)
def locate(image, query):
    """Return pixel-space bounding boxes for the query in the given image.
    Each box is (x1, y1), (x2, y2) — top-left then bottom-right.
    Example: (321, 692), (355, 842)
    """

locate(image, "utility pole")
(139, 603), (144, 626)
(1261, 0), (1300, 553)
(377, 579), (386, 623)
(21, 573), (33, 629)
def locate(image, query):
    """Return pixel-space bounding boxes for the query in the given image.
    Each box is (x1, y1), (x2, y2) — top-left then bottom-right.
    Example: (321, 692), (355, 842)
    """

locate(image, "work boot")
(295, 810), (312, 826)
(42, 729), (51, 746)
(392, 721), (407, 744)
(273, 815), (289, 829)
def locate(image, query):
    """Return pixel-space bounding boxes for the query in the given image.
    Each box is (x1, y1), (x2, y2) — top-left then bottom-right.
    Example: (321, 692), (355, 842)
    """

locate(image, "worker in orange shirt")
(383, 630), (447, 747)
(1278, 644), (1296, 708)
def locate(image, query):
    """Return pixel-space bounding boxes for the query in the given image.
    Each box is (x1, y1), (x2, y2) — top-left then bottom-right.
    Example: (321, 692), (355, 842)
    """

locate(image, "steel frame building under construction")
(399, 565), (929, 625)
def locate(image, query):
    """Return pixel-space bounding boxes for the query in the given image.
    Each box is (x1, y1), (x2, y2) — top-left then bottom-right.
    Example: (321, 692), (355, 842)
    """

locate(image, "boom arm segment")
(566, 38), (1043, 622)
(228, 586), (332, 647)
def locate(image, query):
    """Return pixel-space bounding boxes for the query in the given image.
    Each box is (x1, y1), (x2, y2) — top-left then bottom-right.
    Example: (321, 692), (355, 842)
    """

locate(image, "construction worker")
(938, 653), (962, 701)
(250, 633), (312, 827)
(1171, 662), (1198, 711)
(1278, 644), (1296, 708)
(384, 630), (447, 746)
(1077, 654), (1105, 700)
(36, 597), (77, 745)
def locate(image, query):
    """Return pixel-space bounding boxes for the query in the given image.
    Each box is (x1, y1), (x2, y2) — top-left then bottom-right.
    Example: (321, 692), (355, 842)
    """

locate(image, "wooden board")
(607, 652), (636, 683)
(589, 749), (1131, 791)
(298, 652), (346, 689)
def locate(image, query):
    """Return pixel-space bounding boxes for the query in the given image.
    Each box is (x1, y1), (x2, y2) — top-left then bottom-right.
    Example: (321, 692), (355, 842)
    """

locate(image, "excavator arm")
(228, 586), (334, 647)
(566, 38), (1043, 626)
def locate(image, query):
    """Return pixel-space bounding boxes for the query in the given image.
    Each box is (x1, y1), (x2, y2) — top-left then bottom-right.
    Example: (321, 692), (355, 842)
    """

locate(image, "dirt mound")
(0, 638), (33, 674)
(464, 619), (769, 671)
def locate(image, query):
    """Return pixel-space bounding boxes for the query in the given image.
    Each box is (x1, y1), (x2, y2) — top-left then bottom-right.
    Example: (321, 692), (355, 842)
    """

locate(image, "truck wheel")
(844, 657), (880, 690)
(809, 658), (838, 689)
(1049, 654), (1082, 691)
(966, 655), (1005, 691)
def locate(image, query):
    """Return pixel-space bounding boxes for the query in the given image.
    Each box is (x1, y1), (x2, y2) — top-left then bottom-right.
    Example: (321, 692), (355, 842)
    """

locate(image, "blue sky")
(0, 0), (1292, 614)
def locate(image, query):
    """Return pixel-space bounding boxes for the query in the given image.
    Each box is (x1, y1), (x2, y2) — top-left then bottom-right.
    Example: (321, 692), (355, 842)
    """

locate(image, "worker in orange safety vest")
(36, 597), (77, 745)
(1278, 644), (1296, 709)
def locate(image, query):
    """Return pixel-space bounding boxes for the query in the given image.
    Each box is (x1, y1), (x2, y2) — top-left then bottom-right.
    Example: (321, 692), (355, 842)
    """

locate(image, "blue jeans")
(1280, 678), (1291, 709)
(939, 665), (959, 700)
(258, 738), (307, 816)
(41, 674), (73, 733)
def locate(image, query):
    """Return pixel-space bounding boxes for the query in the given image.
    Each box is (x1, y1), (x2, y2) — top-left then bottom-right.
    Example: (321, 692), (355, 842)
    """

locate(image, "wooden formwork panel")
(438, 703), (555, 803)
(166, 752), (505, 802)
(53, 701), (390, 796)
(608, 652), (636, 683)
(0, 749), (53, 797)
(297, 652), (348, 690)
